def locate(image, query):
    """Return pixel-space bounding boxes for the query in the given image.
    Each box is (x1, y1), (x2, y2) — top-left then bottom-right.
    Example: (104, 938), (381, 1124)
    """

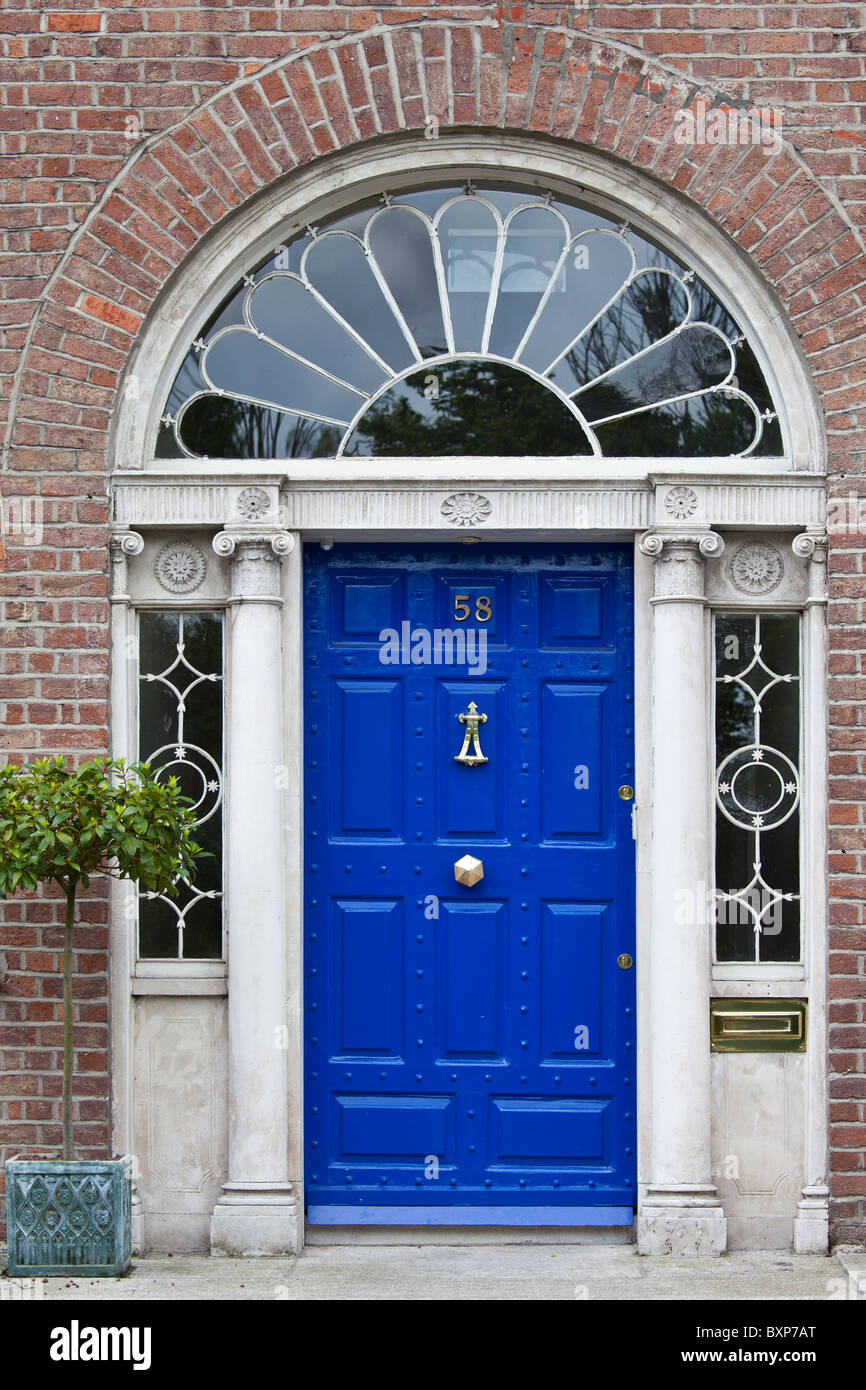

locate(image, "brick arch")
(6, 21), (864, 471)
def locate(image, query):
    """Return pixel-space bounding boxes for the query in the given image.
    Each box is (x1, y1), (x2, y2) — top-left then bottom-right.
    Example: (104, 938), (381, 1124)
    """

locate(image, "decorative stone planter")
(5, 1157), (132, 1277)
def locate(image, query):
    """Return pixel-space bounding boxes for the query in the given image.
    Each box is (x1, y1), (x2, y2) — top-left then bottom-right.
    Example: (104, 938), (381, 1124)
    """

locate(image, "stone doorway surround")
(108, 138), (829, 1258)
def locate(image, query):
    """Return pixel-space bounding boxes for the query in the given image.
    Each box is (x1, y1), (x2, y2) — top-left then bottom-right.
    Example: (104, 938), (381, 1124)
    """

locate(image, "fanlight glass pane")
(518, 229), (634, 374)
(156, 183), (783, 460)
(205, 330), (364, 422)
(343, 362), (594, 457)
(258, 233), (312, 277)
(548, 270), (691, 396)
(367, 205), (447, 357)
(487, 206), (568, 359)
(303, 233), (416, 373)
(575, 324), (733, 420)
(714, 612), (801, 964)
(165, 397), (341, 460)
(246, 277), (389, 394)
(593, 394), (764, 457)
(436, 198), (499, 352)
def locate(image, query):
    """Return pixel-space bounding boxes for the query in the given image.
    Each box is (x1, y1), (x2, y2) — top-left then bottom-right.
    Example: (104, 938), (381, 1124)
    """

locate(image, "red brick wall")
(1, 2), (864, 1245)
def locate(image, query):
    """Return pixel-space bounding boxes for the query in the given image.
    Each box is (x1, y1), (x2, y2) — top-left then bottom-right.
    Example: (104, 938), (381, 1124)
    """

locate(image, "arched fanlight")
(157, 184), (781, 461)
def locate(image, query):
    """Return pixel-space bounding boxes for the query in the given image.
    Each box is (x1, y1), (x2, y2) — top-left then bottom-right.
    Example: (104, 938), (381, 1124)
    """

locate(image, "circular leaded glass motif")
(716, 744), (799, 831)
(147, 744), (222, 825)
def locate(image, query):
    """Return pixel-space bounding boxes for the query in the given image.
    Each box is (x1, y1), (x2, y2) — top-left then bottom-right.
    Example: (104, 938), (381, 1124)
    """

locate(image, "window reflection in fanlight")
(156, 184), (783, 461)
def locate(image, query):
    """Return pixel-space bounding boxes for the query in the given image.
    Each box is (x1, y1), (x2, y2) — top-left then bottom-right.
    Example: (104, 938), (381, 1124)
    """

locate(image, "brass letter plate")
(710, 998), (806, 1053)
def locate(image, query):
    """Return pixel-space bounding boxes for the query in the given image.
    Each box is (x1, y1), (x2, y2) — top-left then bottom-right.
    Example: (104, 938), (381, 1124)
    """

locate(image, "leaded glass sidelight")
(713, 613), (801, 963)
(137, 611), (224, 960)
(156, 183), (783, 461)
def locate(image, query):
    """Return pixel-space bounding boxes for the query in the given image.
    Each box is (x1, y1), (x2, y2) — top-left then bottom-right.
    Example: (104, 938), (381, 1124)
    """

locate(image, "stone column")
(209, 527), (300, 1256)
(792, 530), (830, 1254)
(637, 530), (728, 1256)
(108, 528), (144, 1251)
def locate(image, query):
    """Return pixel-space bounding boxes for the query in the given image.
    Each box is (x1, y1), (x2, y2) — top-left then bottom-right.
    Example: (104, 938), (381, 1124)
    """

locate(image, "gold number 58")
(454, 594), (492, 622)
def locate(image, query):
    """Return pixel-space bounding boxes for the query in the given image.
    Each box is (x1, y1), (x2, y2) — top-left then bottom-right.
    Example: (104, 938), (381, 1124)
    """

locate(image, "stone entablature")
(112, 468), (826, 541)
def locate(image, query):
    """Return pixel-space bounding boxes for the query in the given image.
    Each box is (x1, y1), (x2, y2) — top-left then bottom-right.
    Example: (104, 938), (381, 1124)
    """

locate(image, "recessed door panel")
(436, 680), (507, 840)
(489, 1098), (608, 1165)
(541, 683), (605, 840)
(437, 900), (506, 1059)
(333, 678), (403, 838)
(540, 902), (605, 1060)
(304, 543), (635, 1218)
(336, 1095), (454, 1162)
(540, 575), (612, 648)
(333, 898), (403, 1058)
(435, 572), (509, 647)
(331, 571), (405, 644)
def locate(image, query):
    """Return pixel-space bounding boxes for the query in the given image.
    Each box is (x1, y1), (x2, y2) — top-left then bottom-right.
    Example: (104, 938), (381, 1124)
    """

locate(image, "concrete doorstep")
(2, 1246), (862, 1302)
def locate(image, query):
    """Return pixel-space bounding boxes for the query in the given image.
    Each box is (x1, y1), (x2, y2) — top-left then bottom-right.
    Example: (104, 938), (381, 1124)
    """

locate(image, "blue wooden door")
(304, 543), (636, 1224)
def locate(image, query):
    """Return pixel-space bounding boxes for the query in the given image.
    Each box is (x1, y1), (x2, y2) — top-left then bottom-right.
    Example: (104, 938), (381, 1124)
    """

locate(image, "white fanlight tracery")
(157, 184), (781, 462)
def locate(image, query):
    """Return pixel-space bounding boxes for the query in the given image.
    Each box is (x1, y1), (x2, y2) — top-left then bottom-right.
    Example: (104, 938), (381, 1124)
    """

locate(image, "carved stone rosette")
(729, 541), (783, 595)
(154, 541), (207, 594)
(441, 492), (492, 526)
(663, 485), (699, 520)
(236, 485), (272, 520)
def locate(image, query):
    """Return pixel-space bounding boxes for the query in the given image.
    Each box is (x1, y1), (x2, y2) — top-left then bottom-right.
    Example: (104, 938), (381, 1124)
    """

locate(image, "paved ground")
(4, 1245), (864, 1301)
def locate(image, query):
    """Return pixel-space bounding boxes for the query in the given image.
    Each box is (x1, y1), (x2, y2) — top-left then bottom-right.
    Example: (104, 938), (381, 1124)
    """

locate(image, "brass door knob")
(454, 855), (484, 886)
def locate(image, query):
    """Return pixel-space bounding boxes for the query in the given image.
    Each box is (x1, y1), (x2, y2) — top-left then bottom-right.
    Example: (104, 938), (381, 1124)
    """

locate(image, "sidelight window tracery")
(137, 611), (224, 960)
(713, 612), (801, 963)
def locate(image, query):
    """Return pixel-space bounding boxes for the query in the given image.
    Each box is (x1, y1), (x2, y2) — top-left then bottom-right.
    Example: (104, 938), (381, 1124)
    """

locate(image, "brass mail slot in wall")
(710, 999), (807, 1053)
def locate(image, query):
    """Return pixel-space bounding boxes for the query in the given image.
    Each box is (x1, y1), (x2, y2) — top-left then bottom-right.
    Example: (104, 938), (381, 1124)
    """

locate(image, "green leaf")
(0, 755), (205, 913)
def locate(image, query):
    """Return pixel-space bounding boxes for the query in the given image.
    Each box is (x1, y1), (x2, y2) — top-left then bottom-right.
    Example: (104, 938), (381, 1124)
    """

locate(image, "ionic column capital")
(639, 529), (725, 559)
(791, 529), (828, 603)
(213, 528), (296, 603)
(108, 527), (144, 601)
(212, 528), (295, 559)
(638, 529), (725, 601)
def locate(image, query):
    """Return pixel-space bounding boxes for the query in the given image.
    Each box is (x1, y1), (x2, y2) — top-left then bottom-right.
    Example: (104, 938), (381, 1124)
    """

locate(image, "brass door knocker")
(454, 701), (488, 766)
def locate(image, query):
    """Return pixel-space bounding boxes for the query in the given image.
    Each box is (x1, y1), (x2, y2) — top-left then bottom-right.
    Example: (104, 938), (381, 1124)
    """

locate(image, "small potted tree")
(1, 756), (201, 1276)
